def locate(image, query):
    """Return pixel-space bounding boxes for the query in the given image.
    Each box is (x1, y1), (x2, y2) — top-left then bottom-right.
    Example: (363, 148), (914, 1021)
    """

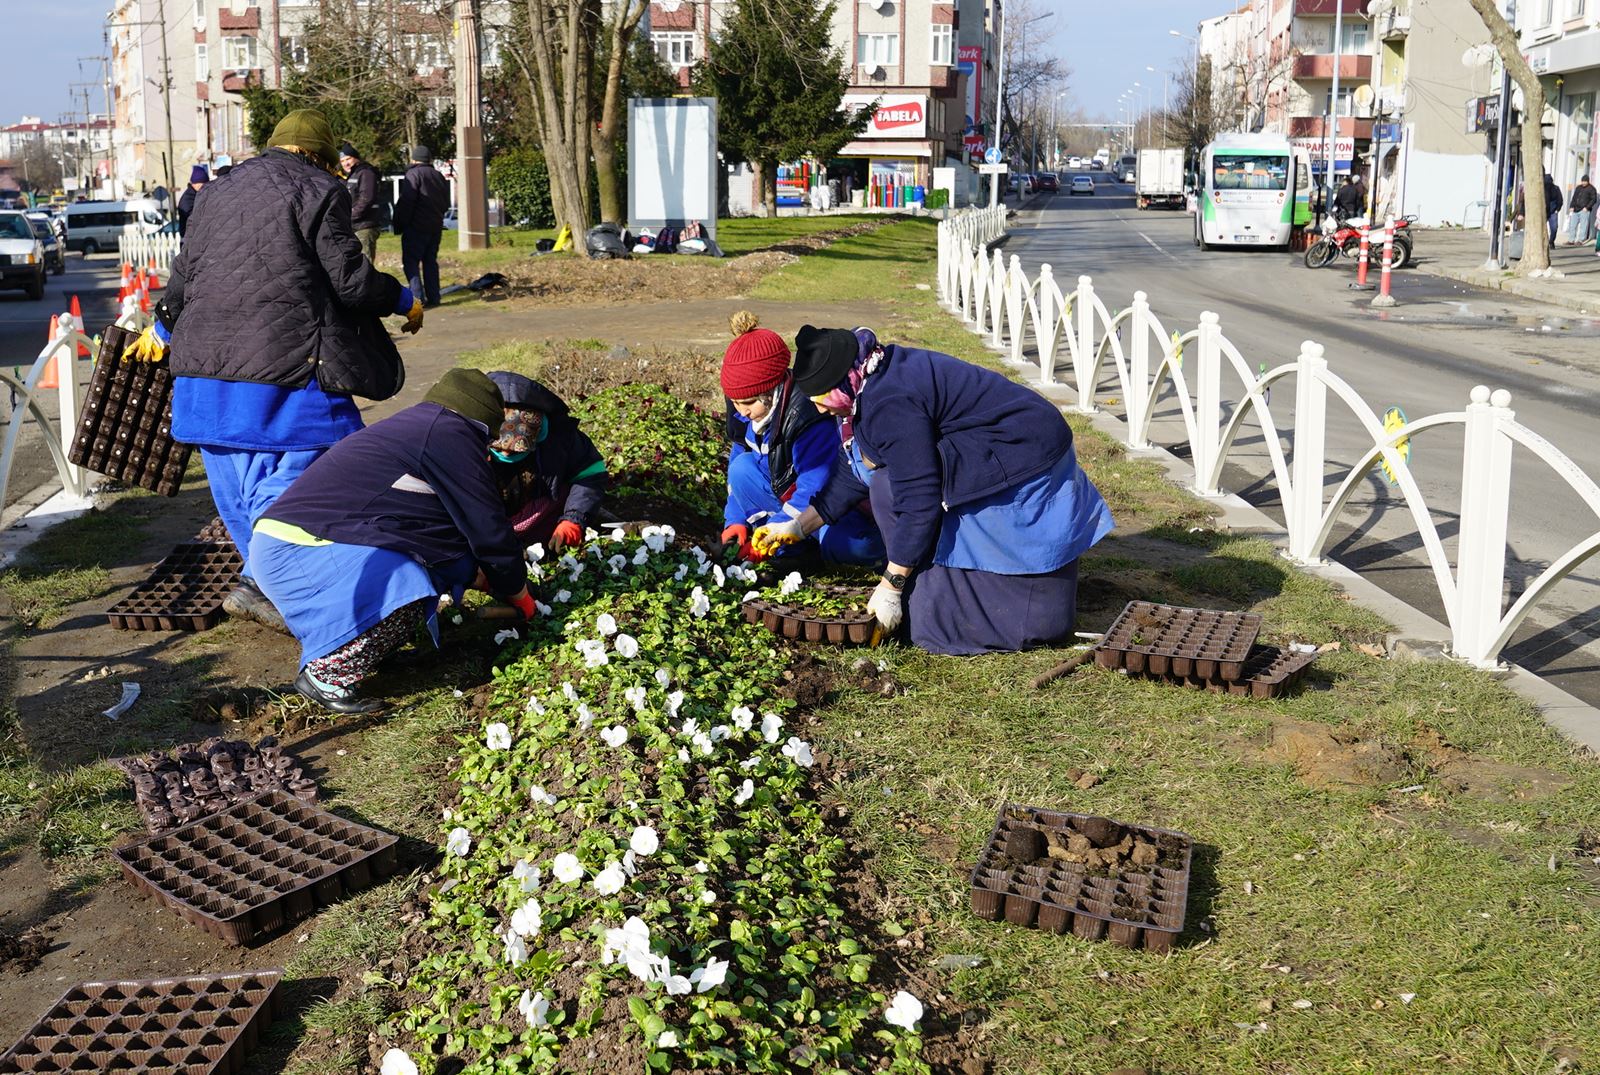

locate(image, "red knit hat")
(720, 311), (791, 399)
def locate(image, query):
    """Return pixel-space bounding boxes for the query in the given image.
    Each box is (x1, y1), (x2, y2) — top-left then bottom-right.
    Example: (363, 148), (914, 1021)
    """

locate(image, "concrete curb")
(968, 318), (1600, 755)
(1426, 262), (1599, 316)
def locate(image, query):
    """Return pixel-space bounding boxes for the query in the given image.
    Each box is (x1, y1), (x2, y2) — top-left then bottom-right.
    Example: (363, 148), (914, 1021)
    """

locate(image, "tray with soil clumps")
(0, 968), (281, 1075)
(1094, 601), (1262, 681)
(114, 789), (399, 946)
(66, 323), (194, 497)
(105, 540), (243, 631)
(113, 736), (319, 835)
(968, 803), (1194, 952)
(742, 584), (877, 645)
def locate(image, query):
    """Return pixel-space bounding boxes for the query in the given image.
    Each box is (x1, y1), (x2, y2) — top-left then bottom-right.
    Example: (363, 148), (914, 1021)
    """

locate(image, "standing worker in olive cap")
(123, 108), (425, 633)
(393, 144), (450, 307)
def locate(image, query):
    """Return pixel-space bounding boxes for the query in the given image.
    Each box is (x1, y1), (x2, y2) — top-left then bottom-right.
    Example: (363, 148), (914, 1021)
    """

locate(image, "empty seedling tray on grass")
(106, 541), (243, 632)
(67, 324), (193, 497)
(0, 968), (281, 1074)
(1095, 601), (1262, 680)
(115, 790), (398, 946)
(969, 804), (1194, 952)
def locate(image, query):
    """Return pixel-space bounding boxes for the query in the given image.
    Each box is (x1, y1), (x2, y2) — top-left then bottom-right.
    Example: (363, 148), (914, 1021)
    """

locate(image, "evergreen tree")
(693, 0), (871, 216)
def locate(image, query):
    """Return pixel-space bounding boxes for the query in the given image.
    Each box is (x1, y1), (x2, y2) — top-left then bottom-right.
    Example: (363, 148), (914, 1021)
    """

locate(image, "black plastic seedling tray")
(115, 737), (319, 835)
(1095, 601), (1262, 681)
(115, 790), (398, 946)
(741, 598), (877, 644)
(106, 542), (243, 632)
(68, 324), (193, 497)
(0, 968), (281, 1074)
(969, 803), (1194, 952)
(1112, 643), (1318, 699)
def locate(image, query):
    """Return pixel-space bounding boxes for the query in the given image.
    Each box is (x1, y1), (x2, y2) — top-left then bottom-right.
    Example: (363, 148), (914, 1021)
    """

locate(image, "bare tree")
(1464, 0), (1548, 273)
(998, 0), (1067, 156)
(591, 0), (648, 224)
(505, 0), (598, 237)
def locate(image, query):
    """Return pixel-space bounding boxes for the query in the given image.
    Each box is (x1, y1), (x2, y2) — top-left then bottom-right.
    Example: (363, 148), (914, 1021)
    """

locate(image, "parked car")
(63, 198), (164, 255)
(1070, 175), (1095, 196)
(0, 211), (47, 299)
(1124, 171), (1136, 187)
(25, 213), (65, 275)
(443, 206), (459, 230)
(1035, 172), (1059, 192)
(1068, 156), (1083, 170)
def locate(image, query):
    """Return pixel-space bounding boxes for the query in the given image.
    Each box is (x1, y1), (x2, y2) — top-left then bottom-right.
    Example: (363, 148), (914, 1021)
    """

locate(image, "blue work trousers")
(199, 446), (324, 578)
(726, 450), (884, 566)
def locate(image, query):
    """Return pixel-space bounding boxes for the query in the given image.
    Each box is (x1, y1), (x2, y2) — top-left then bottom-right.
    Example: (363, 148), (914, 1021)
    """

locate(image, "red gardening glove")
(508, 589), (537, 621)
(720, 524), (749, 553)
(550, 520), (583, 551)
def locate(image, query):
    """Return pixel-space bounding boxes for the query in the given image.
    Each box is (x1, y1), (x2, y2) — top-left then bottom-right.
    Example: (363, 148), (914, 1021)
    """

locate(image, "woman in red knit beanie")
(719, 311), (883, 565)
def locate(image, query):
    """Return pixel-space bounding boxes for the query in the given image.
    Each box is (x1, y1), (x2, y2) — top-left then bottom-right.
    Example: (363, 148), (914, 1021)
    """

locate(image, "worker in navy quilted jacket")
(121, 109), (424, 634)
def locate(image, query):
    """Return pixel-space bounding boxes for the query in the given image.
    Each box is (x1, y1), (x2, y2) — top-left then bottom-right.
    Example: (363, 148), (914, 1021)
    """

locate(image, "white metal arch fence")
(934, 209), (1600, 670)
(117, 232), (181, 274)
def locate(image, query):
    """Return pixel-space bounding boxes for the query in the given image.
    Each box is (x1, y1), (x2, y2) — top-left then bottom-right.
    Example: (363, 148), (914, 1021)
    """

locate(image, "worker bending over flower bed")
(485, 371), (608, 551)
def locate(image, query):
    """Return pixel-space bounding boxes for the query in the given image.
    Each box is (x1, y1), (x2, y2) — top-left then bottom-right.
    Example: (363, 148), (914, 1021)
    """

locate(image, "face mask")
(490, 448), (529, 464)
(536, 415), (550, 443)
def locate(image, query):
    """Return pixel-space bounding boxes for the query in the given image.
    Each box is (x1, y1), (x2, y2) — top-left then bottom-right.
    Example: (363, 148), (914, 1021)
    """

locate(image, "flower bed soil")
(968, 804), (1193, 953)
(114, 790), (398, 946)
(113, 736), (318, 835)
(105, 541), (242, 632)
(67, 325), (192, 497)
(1094, 601), (1262, 681)
(0, 969), (281, 1075)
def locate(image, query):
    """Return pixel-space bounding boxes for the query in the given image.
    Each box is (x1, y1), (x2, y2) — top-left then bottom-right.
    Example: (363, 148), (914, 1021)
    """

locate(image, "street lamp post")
(1050, 90), (1069, 168)
(992, 10), (1055, 163)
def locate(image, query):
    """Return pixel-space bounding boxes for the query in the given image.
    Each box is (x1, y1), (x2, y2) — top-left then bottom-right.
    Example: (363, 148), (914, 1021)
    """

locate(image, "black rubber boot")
(293, 669), (383, 715)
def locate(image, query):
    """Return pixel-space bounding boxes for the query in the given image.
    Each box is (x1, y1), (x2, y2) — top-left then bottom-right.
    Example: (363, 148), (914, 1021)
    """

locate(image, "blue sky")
(5, 0), (1239, 127)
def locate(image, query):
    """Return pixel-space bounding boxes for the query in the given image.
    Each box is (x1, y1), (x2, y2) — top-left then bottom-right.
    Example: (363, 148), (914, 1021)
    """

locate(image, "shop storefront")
(831, 95), (937, 209)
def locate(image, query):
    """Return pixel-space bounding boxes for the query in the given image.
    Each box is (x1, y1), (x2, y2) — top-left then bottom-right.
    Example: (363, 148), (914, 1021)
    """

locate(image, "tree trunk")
(1465, 0), (1548, 273)
(524, 0), (592, 239)
(758, 161), (776, 218)
(592, 2), (646, 224)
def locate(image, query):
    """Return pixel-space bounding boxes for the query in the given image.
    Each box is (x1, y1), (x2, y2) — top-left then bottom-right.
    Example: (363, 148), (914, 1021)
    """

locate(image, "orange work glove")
(720, 523), (749, 552)
(508, 589), (537, 621)
(551, 520), (584, 551)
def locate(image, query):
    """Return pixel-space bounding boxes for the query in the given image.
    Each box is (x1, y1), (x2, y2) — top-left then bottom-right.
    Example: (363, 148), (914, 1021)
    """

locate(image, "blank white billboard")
(628, 97), (719, 239)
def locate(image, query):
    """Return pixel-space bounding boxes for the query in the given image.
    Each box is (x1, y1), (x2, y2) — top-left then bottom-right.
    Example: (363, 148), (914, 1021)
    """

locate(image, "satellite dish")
(871, 0), (892, 8)
(865, 63), (883, 77)
(1353, 84), (1374, 108)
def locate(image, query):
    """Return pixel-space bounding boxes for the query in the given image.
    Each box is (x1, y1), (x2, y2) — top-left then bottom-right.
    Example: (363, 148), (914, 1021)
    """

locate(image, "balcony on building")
(1291, 53), (1373, 81)
(1287, 115), (1373, 140)
(221, 69), (264, 93)
(218, 8), (260, 30)
(1293, 0), (1368, 13)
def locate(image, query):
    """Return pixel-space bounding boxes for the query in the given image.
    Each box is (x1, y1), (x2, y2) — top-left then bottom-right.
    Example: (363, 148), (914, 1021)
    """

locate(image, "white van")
(63, 199), (165, 255)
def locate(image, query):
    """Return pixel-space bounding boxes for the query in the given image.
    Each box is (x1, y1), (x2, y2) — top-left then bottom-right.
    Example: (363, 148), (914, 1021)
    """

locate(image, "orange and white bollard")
(1371, 218), (1397, 308)
(1356, 225), (1371, 287)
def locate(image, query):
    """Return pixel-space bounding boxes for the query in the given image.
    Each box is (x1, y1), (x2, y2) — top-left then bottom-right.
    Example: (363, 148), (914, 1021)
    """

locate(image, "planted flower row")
(385, 527), (927, 1074)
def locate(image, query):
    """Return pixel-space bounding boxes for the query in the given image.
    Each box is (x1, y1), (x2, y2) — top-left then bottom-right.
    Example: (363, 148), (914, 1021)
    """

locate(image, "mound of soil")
(0, 927), (51, 973)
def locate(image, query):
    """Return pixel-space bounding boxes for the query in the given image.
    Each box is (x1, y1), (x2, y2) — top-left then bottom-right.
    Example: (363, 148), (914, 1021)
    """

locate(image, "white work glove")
(867, 579), (904, 632)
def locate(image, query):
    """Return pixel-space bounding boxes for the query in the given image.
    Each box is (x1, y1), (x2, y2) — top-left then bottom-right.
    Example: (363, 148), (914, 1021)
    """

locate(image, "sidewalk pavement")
(1420, 226), (1600, 315)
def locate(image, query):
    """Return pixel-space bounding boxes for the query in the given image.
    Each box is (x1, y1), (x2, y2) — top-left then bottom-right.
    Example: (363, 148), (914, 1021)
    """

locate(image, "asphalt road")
(1002, 170), (1600, 704)
(0, 253), (127, 514)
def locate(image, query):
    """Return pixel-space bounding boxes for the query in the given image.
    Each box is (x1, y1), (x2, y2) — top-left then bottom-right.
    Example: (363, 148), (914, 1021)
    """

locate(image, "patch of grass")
(714, 213), (881, 258)
(0, 485), (157, 627)
(0, 566), (109, 627)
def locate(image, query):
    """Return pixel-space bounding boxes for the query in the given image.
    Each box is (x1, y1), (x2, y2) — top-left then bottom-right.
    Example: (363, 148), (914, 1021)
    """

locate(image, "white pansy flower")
(528, 563), (546, 581)
(504, 930), (529, 966)
(563, 682), (580, 701)
(761, 713), (783, 743)
(611, 527), (627, 541)
(510, 898), (543, 938)
(659, 959), (693, 996)
(446, 827), (471, 857)
(734, 778), (754, 805)
(697, 559), (712, 576)
(601, 916), (664, 982)
(485, 722), (512, 750)
(526, 696), (547, 717)
(657, 1030), (679, 1048)
(677, 748), (691, 762)
(535, 600), (553, 616)
(740, 754), (762, 770)
(674, 563), (689, 582)
(712, 564), (727, 589)
(782, 736), (815, 768)
(608, 554), (627, 575)
(689, 587), (711, 618)
(614, 634), (640, 659)
(494, 628), (520, 646)
(731, 705), (755, 731)
(596, 612), (618, 636)
(552, 852), (583, 884)
(577, 639), (609, 668)
(530, 784), (558, 807)
(691, 956), (729, 993)
(710, 724), (731, 743)
(654, 667), (671, 687)
(692, 731), (714, 756)
(630, 825), (659, 856)
(884, 990), (923, 1030)
(601, 725), (629, 747)
(577, 703), (595, 730)
(513, 860), (542, 892)
(622, 849), (638, 876)
(691, 545), (708, 563)
(555, 589), (573, 603)
(593, 861), (627, 896)
(694, 861), (708, 873)
(526, 542), (545, 563)
(681, 718), (701, 738)
(667, 690), (685, 718)
(701, 889), (716, 904)
(380, 1049), (418, 1075)
(624, 685), (648, 712)
(633, 546), (650, 566)
(779, 571), (803, 596)
(568, 561), (585, 581)
(518, 989), (550, 1027)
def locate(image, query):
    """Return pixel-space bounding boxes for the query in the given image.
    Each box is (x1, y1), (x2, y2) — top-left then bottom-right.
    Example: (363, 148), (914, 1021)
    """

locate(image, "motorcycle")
(1304, 213), (1415, 271)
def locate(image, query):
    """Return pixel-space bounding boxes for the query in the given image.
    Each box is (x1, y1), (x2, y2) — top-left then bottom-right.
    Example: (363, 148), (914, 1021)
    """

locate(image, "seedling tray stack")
(67, 324), (193, 497)
(106, 542), (243, 632)
(115, 790), (398, 946)
(1094, 601), (1317, 698)
(116, 737), (319, 835)
(969, 804), (1193, 953)
(0, 968), (281, 1074)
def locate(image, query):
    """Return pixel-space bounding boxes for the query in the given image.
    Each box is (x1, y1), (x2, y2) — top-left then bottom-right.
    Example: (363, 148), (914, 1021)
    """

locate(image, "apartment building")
(1519, 0), (1600, 209)
(110, 0), (199, 196)
(647, 0), (1002, 208)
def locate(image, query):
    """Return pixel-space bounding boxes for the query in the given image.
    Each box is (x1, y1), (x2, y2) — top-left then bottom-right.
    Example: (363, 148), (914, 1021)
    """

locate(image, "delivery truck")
(1135, 147), (1186, 210)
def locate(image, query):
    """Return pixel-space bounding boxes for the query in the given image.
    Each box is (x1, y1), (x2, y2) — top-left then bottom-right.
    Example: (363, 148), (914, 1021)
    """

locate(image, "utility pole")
(454, 0), (488, 250)
(1323, 0), (1344, 222)
(154, 0), (177, 202)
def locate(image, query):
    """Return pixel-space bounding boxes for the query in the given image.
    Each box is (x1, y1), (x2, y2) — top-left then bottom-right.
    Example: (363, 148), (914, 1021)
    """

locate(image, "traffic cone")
(119, 262), (132, 296)
(69, 295), (89, 357)
(39, 315), (60, 389)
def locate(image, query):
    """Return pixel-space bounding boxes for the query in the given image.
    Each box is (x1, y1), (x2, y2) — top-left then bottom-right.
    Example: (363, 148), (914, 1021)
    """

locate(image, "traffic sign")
(984, 147), (1002, 164)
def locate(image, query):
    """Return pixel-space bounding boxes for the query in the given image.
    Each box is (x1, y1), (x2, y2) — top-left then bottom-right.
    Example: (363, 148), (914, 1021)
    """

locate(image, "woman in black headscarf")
(484, 371), (608, 550)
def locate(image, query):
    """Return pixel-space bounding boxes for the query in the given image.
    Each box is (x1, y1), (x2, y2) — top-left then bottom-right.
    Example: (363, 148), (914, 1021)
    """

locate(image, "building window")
(930, 24), (953, 66)
(1346, 21), (1368, 53)
(1325, 85), (1354, 117)
(856, 32), (899, 68)
(417, 37), (444, 71)
(195, 43), (209, 81)
(1567, 0), (1584, 16)
(652, 31), (695, 70)
(194, 0), (206, 23)
(1538, 0), (1555, 23)
(283, 36), (307, 68)
(224, 35), (257, 70)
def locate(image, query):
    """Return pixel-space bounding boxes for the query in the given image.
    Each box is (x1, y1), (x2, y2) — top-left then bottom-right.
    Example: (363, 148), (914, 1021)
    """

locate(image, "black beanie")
(423, 369), (504, 432)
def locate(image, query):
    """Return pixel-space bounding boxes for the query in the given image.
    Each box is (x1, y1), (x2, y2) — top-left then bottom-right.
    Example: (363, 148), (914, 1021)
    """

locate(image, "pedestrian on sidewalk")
(339, 142), (383, 263)
(1542, 172), (1564, 244)
(394, 145), (450, 307)
(177, 163), (207, 236)
(122, 108), (425, 632)
(1567, 174), (1596, 246)
(251, 369), (536, 713)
